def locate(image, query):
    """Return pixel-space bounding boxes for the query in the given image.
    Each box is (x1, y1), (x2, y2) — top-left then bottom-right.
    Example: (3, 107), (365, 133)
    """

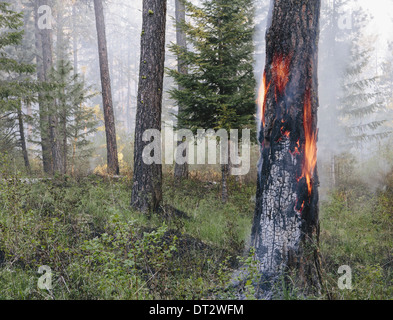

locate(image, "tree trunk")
(72, 3), (78, 76)
(17, 102), (31, 175)
(93, 0), (120, 176)
(251, 0), (322, 299)
(221, 163), (229, 203)
(131, 0), (167, 213)
(174, 0), (189, 182)
(39, 0), (64, 175)
(221, 139), (231, 203)
(57, 8), (68, 174)
(34, 0), (52, 174)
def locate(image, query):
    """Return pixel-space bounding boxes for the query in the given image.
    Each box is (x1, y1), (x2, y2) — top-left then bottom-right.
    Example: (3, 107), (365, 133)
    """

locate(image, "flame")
(301, 89), (318, 195)
(272, 54), (291, 101)
(295, 200), (305, 214)
(257, 54), (290, 131)
(257, 71), (271, 128)
(290, 139), (301, 156)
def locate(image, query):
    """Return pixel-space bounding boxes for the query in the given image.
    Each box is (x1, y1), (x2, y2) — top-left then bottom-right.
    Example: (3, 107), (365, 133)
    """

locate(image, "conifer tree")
(131, 0), (167, 213)
(168, 0), (256, 202)
(48, 59), (97, 175)
(0, 2), (35, 171)
(337, 8), (388, 155)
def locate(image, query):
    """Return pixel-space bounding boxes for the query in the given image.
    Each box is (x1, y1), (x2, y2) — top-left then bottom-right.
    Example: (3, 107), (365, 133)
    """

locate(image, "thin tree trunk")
(93, 0), (120, 175)
(39, 0), (64, 175)
(126, 45), (132, 134)
(174, 0), (189, 182)
(34, 0), (52, 174)
(17, 102), (31, 174)
(57, 7), (68, 175)
(221, 139), (231, 203)
(26, 100), (32, 145)
(131, 0), (167, 213)
(72, 135), (77, 176)
(251, 0), (322, 298)
(72, 3), (78, 76)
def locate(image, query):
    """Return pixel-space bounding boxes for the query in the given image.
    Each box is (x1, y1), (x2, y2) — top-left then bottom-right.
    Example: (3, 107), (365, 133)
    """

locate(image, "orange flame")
(272, 54), (291, 101)
(257, 71), (271, 128)
(302, 89), (318, 195)
(290, 139), (301, 157)
(257, 54), (290, 130)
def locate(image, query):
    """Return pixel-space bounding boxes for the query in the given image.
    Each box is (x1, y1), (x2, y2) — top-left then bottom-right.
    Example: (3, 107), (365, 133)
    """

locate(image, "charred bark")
(251, 0), (322, 298)
(174, 0), (189, 182)
(94, 0), (120, 176)
(131, 0), (167, 213)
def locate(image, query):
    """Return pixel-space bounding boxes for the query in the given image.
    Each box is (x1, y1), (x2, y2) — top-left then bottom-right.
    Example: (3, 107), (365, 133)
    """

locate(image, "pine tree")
(338, 8), (388, 153)
(93, 0), (120, 176)
(131, 0), (167, 213)
(168, 0), (256, 202)
(251, 0), (322, 298)
(173, 0), (189, 182)
(47, 59), (97, 175)
(381, 42), (393, 128)
(0, 2), (35, 170)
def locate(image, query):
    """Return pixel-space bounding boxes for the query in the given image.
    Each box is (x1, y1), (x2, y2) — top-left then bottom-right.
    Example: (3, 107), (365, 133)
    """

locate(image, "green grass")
(320, 186), (393, 300)
(0, 174), (255, 300)
(0, 168), (392, 300)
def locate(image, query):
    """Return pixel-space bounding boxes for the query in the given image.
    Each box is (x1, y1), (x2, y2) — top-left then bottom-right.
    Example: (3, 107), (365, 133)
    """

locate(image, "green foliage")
(337, 9), (389, 148)
(320, 181), (393, 300)
(47, 59), (98, 171)
(168, 0), (256, 133)
(0, 2), (36, 156)
(0, 174), (256, 300)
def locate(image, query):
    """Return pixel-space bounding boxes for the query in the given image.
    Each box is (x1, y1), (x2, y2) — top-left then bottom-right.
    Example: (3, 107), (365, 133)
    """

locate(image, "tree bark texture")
(17, 103), (31, 174)
(34, 0), (52, 174)
(131, 0), (167, 213)
(94, 0), (120, 176)
(57, 8), (68, 174)
(39, 0), (64, 175)
(174, 0), (189, 182)
(251, 0), (322, 298)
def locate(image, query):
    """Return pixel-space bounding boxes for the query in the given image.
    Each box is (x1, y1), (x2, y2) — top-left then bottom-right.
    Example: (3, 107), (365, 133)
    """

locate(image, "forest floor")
(0, 171), (392, 300)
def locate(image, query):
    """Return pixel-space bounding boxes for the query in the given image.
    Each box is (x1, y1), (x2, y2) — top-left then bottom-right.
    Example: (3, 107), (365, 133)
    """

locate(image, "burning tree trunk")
(94, 0), (120, 176)
(251, 0), (322, 298)
(131, 0), (167, 213)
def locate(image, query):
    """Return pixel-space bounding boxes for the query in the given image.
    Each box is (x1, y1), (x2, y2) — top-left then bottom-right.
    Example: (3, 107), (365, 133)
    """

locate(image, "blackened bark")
(17, 103), (31, 174)
(131, 0), (167, 213)
(174, 0), (189, 182)
(34, 1), (52, 174)
(251, 0), (322, 298)
(93, 0), (120, 176)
